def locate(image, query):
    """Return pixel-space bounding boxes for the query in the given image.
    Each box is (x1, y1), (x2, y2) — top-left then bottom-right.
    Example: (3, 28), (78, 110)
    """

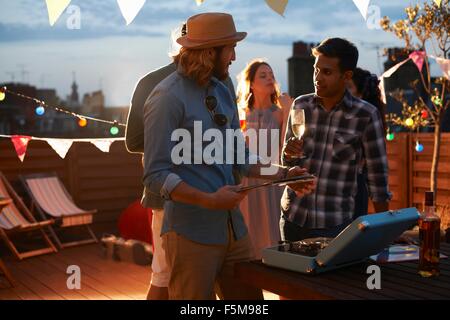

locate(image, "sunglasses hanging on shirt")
(204, 89), (228, 127)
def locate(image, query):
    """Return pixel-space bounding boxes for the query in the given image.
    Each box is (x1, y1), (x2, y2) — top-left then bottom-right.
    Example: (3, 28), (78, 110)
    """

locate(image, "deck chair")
(20, 173), (98, 249)
(0, 172), (57, 260)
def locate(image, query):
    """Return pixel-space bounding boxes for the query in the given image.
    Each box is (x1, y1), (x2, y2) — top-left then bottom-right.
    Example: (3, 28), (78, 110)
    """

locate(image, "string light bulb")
(1, 87), (126, 129)
(421, 109), (428, 119)
(110, 121), (119, 135)
(78, 117), (87, 127)
(405, 118), (414, 127)
(0, 87), (6, 101)
(431, 96), (442, 106)
(35, 105), (45, 116)
(386, 131), (395, 141)
(415, 140), (424, 153)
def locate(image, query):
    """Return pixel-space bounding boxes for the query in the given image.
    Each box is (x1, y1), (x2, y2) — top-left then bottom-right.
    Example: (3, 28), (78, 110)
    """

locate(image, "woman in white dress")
(236, 59), (293, 259)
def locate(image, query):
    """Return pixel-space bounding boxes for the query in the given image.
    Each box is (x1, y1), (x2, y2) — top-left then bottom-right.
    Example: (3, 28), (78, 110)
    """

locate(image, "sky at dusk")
(0, 0), (442, 106)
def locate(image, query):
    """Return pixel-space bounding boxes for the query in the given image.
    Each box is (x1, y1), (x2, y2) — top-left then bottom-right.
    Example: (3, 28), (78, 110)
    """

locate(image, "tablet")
(237, 174), (316, 192)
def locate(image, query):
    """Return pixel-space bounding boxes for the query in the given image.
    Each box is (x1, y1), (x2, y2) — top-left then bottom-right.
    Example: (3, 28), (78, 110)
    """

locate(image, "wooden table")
(0, 197), (15, 287)
(235, 243), (450, 300)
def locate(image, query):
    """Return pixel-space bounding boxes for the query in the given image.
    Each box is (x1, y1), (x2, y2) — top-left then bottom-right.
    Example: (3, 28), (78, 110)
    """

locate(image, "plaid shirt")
(281, 90), (391, 229)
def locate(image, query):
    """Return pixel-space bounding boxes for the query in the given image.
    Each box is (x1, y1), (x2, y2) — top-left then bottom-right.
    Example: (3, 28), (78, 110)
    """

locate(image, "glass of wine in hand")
(290, 108), (306, 159)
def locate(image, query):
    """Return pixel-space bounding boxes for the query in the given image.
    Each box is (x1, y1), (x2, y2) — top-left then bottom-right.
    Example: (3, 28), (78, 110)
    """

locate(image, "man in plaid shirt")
(281, 38), (392, 241)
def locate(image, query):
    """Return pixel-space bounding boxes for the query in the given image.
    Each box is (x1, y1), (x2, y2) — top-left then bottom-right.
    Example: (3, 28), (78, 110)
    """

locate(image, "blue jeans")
(280, 215), (352, 242)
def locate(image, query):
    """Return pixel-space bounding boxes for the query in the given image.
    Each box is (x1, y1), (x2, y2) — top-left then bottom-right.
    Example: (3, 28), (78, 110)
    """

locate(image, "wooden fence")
(1, 133), (449, 232)
(369, 132), (450, 213)
(0, 139), (143, 231)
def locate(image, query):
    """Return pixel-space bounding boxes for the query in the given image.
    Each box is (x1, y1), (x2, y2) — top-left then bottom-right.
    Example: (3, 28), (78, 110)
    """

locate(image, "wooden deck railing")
(1, 133), (449, 230)
(0, 139), (143, 229)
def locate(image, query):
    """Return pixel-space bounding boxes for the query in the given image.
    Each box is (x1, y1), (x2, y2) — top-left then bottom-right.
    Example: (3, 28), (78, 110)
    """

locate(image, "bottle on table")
(418, 191), (441, 277)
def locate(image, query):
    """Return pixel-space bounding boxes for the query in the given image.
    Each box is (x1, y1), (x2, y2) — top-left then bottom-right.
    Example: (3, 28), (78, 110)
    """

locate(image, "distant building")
(0, 83), (39, 135)
(82, 90), (105, 115)
(287, 41), (318, 98)
(66, 73), (80, 110)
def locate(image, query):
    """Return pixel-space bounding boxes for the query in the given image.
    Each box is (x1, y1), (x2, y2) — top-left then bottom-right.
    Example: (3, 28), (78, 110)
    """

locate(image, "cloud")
(0, 0), (414, 47)
(1, 0), (432, 106)
(0, 22), (165, 43)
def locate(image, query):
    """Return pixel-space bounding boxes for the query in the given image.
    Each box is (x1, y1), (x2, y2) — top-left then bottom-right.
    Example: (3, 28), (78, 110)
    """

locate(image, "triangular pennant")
(379, 77), (386, 104)
(195, 0), (205, 5)
(45, 0), (72, 26)
(11, 135), (32, 162)
(381, 58), (411, 78)
(434, 0), (442, 7)
(433, 56), (450, 80)
(117, 0), (146, 25)
(46, 138), (73, 159)
(265, 0), (289, 17)
(409, 51), (427, 72)
(91, 140), (114, 153)
(352, 0), (371, 20)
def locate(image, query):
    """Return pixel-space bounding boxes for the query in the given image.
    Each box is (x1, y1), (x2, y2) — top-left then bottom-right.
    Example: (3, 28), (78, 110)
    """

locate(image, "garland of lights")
(0, 86), (124, 136)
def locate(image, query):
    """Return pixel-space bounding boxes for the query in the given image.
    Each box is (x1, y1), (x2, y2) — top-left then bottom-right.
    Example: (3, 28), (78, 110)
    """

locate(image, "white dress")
(239, 105), (283, 259)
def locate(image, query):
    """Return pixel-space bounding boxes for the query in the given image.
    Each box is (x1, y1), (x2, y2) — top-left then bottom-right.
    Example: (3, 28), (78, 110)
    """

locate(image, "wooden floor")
(0, 244), (278, 300)
(0, 244), (151, 300)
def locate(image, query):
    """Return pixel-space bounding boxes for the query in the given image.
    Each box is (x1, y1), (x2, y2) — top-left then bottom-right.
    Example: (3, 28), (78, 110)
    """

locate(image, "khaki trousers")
(162, 222), (263, 300)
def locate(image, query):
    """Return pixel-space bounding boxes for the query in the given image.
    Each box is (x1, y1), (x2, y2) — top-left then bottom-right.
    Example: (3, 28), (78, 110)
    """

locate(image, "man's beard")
(213, 61), (229, 81)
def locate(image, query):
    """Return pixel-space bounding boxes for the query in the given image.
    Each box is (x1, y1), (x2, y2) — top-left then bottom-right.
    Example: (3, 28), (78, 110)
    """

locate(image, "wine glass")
(238, 107), (246, 131)
(290, 108), (306, 159)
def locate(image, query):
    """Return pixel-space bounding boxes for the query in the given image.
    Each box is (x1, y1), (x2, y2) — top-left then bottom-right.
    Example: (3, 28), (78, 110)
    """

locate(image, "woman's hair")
(236, 59), (281, 111)
(167, 23), (185, 58)
(352, 67), (386, 133)
(173, 46), (221, 87)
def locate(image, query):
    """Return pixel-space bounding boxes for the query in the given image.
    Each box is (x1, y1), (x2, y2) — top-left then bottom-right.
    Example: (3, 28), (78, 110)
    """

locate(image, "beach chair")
(0, 172), (57, 260)
(20, 172), (98, 249)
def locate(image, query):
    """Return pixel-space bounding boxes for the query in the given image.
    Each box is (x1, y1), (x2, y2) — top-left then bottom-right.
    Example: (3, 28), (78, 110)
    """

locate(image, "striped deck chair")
(0, 172), (57, 260)
(21, 173), (98, 249)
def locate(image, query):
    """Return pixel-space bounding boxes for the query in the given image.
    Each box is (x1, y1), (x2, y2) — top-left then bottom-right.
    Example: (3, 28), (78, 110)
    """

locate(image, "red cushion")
(118, 200), (152, 244)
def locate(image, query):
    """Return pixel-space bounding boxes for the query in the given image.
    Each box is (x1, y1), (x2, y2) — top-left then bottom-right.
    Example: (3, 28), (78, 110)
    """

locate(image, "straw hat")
(177, 12), (247, 49)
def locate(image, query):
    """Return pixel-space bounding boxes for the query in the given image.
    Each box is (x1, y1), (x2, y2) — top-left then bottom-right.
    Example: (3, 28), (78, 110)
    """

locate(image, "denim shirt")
(143, 70), (251, 245)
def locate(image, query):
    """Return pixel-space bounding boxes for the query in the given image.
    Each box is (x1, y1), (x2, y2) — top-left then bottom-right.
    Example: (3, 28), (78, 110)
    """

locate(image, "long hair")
(173, 47), (219, 87)
(236, 59), (281, 112)
(352, 67), (386, 133)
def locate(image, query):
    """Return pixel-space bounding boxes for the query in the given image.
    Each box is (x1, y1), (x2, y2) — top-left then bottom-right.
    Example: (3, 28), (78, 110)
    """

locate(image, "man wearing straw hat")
(143, 12), (314, 300)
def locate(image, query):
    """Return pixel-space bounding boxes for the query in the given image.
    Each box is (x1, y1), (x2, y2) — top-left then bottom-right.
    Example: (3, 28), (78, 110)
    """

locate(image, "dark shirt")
(281, 90), (391, 228)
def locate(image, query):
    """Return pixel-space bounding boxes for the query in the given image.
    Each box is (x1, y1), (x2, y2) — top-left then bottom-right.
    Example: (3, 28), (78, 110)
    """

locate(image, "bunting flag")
(378, 58), (411, 104)
(46, 138), (73, 159)
(117, 0), (146, 25)
(409, 51), (427, 72)
(378, 52), (450, 103)
(11, 135), (32, 162)
(379, 77), (387, 104)
(265, 0), (289, 17)
(352, 0), (371, 20)
(430, 56), (450, 80)
(434, 0), (442, 7)
(90, 139), (115, 153)
(45, 0), (72, 26)
(1, 135), (124, 160)
(195, 0), (205, 5)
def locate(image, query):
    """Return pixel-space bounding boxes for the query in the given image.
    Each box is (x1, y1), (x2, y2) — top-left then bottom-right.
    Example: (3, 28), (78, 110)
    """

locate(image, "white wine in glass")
(290, 108), (306, 159)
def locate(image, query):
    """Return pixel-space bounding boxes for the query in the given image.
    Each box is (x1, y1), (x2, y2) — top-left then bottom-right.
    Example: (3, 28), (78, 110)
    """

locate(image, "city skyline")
(0, 0), (442, 106)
